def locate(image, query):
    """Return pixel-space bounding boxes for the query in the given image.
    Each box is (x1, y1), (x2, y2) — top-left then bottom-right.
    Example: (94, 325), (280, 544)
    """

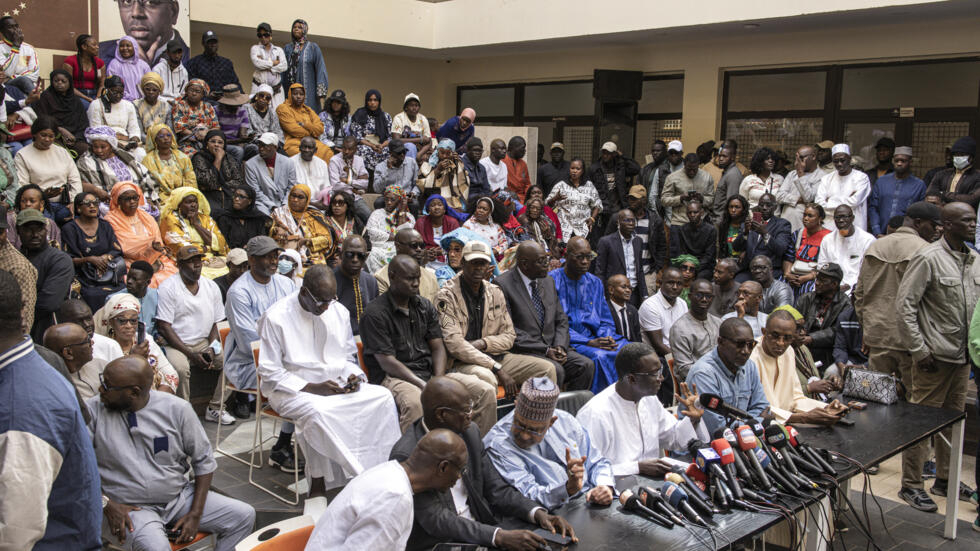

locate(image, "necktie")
(620, 308), (630, 341)
(529, 280), (545, 326)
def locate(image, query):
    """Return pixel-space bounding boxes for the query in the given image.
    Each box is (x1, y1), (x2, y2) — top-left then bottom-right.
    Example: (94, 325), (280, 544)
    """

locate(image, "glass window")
(724, 117), (823, 166)
(841, 61), (980, 109)
(638, 78), (684, 114)
(912, 121), (970, 179)
(635, 119), (682, 159)
(727, 72), (826, 111)
(459, 87), (515, 118)
(524, 82), (594, 117)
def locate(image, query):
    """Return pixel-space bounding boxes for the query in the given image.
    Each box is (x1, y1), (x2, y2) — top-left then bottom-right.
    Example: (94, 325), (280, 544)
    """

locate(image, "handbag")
(81, 255), (127, 287)
(842, 366), (904, 404)
(790, 229), (818, 275)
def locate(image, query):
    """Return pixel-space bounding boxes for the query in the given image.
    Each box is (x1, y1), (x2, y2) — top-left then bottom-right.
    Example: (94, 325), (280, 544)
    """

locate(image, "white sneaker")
(304, 496), (328, 519)
(205, 406), (235, 425)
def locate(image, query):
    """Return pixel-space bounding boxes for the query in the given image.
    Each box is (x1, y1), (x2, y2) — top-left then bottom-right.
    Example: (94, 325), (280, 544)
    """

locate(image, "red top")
(63, 55), (104, 92)
(503, 156), (531, 199)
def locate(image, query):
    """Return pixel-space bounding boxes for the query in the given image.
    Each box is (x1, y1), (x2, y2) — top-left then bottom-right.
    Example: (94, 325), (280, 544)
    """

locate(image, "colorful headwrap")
(94, 293), (141, 337)
(384, 184), (406, 200)
(772, 304), (804, 321)
(428, 138), (457, 166)
(671, 254), (700, 268)
(423, 193), (468, 223)
(163, 186), (210, 219)
(84, 125), (118, 149)
(186, 78), (210, 97)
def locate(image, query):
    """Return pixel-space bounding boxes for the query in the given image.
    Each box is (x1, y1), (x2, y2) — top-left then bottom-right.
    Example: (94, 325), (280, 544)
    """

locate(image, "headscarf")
(772, 304), (804, 321)
(140, 71), (164, 95)
(84, 125), (118, 149)
(428, 138), (457, 166)
(224, 185), (264, 220)
(423, 194), (468, 223)
(671, 254), (700, 268)
(287, 82), (308, 109)
(146, 123), (177, 153)
(197, 129), (226, 164)
(291, 19), (308, 43)
(288, 183), (312, 216)
(107, 36), (150, 101)
(383, 184), (407, 227)
(93, 293), (141, 337)
(254, 83), (274, 98)
(34, 69), (88, 136)
(100, 75), (124, 112)
(163, 186), (211, 220)
(352, 89), (389, 142)
(185, 79), (210, 100)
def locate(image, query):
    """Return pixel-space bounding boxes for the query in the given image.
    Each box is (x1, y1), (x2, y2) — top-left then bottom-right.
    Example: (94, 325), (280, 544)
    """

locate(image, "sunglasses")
(79, 199), (100, 207)
(257, 32), (271, 37)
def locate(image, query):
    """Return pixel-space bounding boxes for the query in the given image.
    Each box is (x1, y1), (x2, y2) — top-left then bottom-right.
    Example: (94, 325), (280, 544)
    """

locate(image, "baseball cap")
(165, 39), (183, 54)
(462, 241), (493, 263)
(389, 139), (407, 154)
(256, 132), (279, 146)
(905, 201), (941, 224)
(667, 140), (683, 152)
(816, 140), (835, 150)
(226, 248), (248, 266)
(550, 142), (565, 151)
(403, 93), (420, 107)
(600, 141), (618, 153)
(816, 262), (844, 281)
(176, 245), (205, 261)
(15, 208), (46, 227)
(245, 236), (282, 257)
(201, 30), (218, 44)
(328, 89), (347, 102)
(628, 185), (646, 199)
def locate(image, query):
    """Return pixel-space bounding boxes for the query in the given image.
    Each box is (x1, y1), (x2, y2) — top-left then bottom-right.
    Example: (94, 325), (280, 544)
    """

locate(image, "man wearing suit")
(497, 241), (595, 391)
(738, 193), (792, 282)
(390, 377), (576, 551)
(606, 274), (642, 343)
(595, 209), (647, 307)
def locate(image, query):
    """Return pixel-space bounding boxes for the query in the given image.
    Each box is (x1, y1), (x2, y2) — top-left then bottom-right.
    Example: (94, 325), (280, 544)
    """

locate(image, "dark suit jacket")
(497, 268), (570, 355)
(740, 216), (792, 277)
(594, 232), (648, 299)
(607, 300), (641, 343)
(603, 209), (668, 274)
(588, 156), (641, 213)
(390, 420), (540, 550)
(926, 167), (980, 210)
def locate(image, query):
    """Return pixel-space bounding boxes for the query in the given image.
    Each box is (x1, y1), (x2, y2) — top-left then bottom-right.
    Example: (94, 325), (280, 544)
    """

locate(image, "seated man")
(461, 137), (491, 202)
(686, 318), (771, 434)
(292, 136), (332, 208)
(578, 343), (709, 477)
(596, 209), (648, 307)
(326, 135), (373, 222)
(436, 241), (557, 401)
(484, 378), (616, 509)
(749, 255), (794, 313)
(772, 305), (842, 399)
(57, 299), (123, 365)
(796, 262), (850, 367)
(669, 279), (721, 382)
(42, 322), (104, 401)
(551, 237), (626, 393)
(832, 297), (868, 377)
(307, 429), (467, 550)
(361, 255), (496, 433)
(721, 280), (768, 338)
(375, 140), (420, 199)
(708, 258), (741, 318)
(94, 356), (255, 550)
(334, 235), (379, 337)
(375, 229), (439, 302)
(244, 133), (299, 215)
(668, 200), (716, 280)
(750, 311), (847, 426)
(213, 249), (248, 304)
(607, 274), (642, 344)
(390, 377), (576, 550)
(817, 205), (875, 292)
(17, 208), (74, 341)
(497, 241), (595, 391)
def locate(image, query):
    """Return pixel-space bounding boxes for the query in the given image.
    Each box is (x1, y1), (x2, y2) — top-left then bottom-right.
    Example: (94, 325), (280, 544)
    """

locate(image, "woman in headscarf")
(415, 194), (463, 263)
(323, 189), (363, 244)
(349, 89), (392, 177)
(672, 254), (700, 305)
(277, 248), (304, 285)
(283, 19), (328, 112)
(391, 93), (431, 160)
(5, 184), (61, 249)
(462, 196), (508, 260)
(421, 138), (468, 209)
(105, 181), (178, 287)
(250, 22), (288, 108)
(318, 89), (350, 150)
(94, 293), (179, 393)
(215, 185), (271, 250)
(245, 84), (284, 142)
(133, 72), (170, 135)
(60, 191), (126, 311)
(170, 79), (220, 156)
(364, 184), (416, 273)
(276, 83), (332, 162)
(76, 125), (158, 215)
(517, 185), (562, 242)
(142, 122), (196, 207)
(86, 75), (145, 160)
(27, 69), (89, 152)
(159, 186), (229, 278)
(191, 129), (246, 214)
(106, 36), (150, 101)
(519, 196), (560, 260)
(270, 183), (335, 265)
(61, 34), (104, 103)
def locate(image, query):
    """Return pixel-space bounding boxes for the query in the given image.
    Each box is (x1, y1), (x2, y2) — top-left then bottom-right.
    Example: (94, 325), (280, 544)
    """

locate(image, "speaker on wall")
(593, 70), (643, 101)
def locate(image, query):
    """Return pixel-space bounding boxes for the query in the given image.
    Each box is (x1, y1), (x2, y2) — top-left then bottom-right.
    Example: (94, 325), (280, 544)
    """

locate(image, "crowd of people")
(1, 13), (979, 551)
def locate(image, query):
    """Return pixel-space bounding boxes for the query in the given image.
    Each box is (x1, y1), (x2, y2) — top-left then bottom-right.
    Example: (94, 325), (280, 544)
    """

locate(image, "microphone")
(666, 472), (716, 516)
(768, 446), (817, 490)
(663, 481), (707, 526)
(699, 393), (756, 422)
(717, 427), (754, 486)
(688, 443), (728, 483)
(764, 425), (800, 475)
(755, 447), (803, 497)
(619, 489), (674, 528)
(735, 425), (772, 490)
(773, 425), (823, 475)
(637, 486), (685, 526)
(711, 438), (745, 500)
(786, 425), (837, 476)
(678, 464), (712, 504)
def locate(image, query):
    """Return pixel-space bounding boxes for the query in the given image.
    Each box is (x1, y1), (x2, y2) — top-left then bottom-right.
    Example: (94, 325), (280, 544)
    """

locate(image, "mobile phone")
(752, 211), (763, 223)
(165, 528), (182, 541)
(137, 321), (146, 344)
(533, 529), (573, 548)
(201, 351), (213, 365)
(850, 401), (867, 410)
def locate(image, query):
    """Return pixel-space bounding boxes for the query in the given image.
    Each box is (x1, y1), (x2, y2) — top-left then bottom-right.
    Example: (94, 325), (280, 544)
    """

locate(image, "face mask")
(277, 260), (294, 275)
(953, 156), (971, 170)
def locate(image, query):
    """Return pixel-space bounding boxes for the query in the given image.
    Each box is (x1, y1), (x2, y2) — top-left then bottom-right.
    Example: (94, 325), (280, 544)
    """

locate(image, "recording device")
(637, 486), (686, 526)
(137, 320), (146, 344)
(663, 481), (707, 526)
(699, 393), (755, 423)
(619, 489), (674, 528)
(532, 528), (573, 548)
(710, 438), (745, 499)
(666, 472), (715, 516)
(716, 428), (754, 486)
(735, 425), (772, 491)
(785, 425), (837, 475)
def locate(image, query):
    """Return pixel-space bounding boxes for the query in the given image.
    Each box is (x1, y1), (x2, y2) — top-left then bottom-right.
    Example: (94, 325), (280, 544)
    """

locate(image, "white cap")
(831, 143), (851, 156)
(226, 248), (248, 265)
(601, 141), (618, 153)
(256, 132), (279, 146)
(668, 140), (683, 152)
(462, 240), (493, 263)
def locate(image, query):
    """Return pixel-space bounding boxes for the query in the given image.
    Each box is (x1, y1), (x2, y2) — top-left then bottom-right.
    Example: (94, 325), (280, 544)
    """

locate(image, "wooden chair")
(214, 321), (262, 468)
(249, 341), (301, 505)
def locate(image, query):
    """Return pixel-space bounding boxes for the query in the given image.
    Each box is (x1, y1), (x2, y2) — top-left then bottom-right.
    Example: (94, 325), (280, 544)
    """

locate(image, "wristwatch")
(102, 494), (109, 509)
(491, 362), (502, 374)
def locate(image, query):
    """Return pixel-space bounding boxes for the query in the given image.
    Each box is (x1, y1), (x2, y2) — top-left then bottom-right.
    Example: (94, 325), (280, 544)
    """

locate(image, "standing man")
(503, 136), (531, 199)
(670, 279), (721, 382)
(926, 137), (978, 210)
(669, 200), (716, 280)
(334, 234), (378, 337)
(595, 209), (647, 306)
(868, 146), (926, 237)
(661, 153), (715, 229)
(0, 272), (102, 551)
(817, 205), (876, 291)
(462, 137), (491, 202)
(640, 139), (669, 214)
(815, 140), (835, 174)
(749, 256), (794, 313)
(588, 141), (641, 227)
(865, 137), (895, 187)
(712, 144), (745, 220)
(497, 241), (596, 391)
(17, 209), (73, 342)
(607, 274), (642, 345)
(100, 0), (189, 66)
(815, 144), (872, 231)
(185, 31), (240, 102)
(708, 257), (741, 318)
(777, 145), (823, 231)
(539, 142), (571, 195)
(896, 202), (980, 511)
(152, 39), (189, 102)
(0, 17), (40, 94)
(619, 185), (668, 292)
(480, 138), (509, 193)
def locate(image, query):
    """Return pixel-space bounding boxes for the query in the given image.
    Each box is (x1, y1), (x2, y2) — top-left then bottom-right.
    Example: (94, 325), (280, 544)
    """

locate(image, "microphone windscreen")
(699, 393), (724, 411)
(619, 489), (634, 506)
(685, 463), (708, 483)
(736, 425), (757, 450)
(711, 439), (736, 465)
(665, 472), (685, 485)
(663, 481), (689, 506)
(764, 424), (787, 447)
(754, 447), (771, 468)
(785, 425), (800, 446)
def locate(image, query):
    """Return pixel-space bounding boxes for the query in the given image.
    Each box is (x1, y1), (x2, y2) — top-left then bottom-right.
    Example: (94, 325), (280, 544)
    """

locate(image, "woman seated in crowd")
(106, 36), (150, 101)
(106, 182), (178, 287)
(159, 186), (229, 278)
(672, 254), (700, 306)
(517, 185), (562, 242)
(391, 93), (431, 161)
(415, 194), (462, 263)
(519, 196), (560, 265)
(62, 34), (104, 103)
(86, 76), (145, 160)
(740, 146), (784, 210)
(142, 123), (197, 207)
(245, 84), (284, 143)
(717, 194), (750, 264)
(60, 191), (126, 311)
(349, 89), (391, 181)
(171, 79), (220, 156)
(76, 125), (157, 216)
(433, 227), (499, 286)
(277, 248), (304, 284)
(783, 203), (831, 299)
(95, 293), (178, 393)
(323, 190), (363, 245)
(5, 184), (61, 249)
(215, 185), (271, 250)
(133, 72), (170, 135)
(14, 116), (82, 225)
(462, 195), (508, 260)
(278, 83), (332, 162)
(422, 139), (468, 209)
(270, 183), (335, 266)
(192, 129), (246, 214)
(364, 184), (415, 273)
(546, 157), (601, 239)
(22, 70), (89, 155)
(319, 89), (350, 151)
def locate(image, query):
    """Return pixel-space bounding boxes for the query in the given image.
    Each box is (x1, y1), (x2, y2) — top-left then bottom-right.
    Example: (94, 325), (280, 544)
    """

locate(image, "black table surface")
(498, 401), (965, 550)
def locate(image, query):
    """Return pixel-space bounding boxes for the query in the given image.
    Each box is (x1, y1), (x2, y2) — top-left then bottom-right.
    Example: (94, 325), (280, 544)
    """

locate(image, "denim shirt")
(684, 348), (771, 435)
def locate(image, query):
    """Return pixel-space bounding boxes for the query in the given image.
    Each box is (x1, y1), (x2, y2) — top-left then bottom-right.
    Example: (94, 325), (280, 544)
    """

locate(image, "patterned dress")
(170, 98), (220, 155)
(349, 111), (392, 172)
(546, 180), (602, 238)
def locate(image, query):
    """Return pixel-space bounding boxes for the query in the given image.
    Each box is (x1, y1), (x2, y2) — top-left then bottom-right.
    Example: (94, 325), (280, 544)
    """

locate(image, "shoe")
(269, 446), (304, 474)
(898, 487), (938, 513)
(930, 480), (976, 503)
(205, 406), (235, 425)
(970, 491), (978, 507)
(226, 393), (251, 419)
(922, 460), (936, 479)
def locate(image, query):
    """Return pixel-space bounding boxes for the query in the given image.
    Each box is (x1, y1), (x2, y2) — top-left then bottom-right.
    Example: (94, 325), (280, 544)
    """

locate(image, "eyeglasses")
(116, 0), (173, 8)
(65, 337), (92, 349)
(343, 251), (368, 260)
(446, 459), (468, 478)
(513, 420), (548, 438)
(437, 402), (475, 418)
(302, 286), (335, 311)
(632, 370), (663, 380)
(569, 252), (597, 262)
(532, 257), (550, 267)
(114, 318), (140, 326)
(233, 193), (250, 200)
(119, 194), (140, 203)
(679, 265), (697, 272)
(99, 373), (136, 393)
(721, 336), (757, 350)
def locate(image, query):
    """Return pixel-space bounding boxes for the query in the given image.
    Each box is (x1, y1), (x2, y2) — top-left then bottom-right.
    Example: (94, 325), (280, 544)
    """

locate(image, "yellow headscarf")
(289, 183), (311, 215)
(140, 71), (164, 94)
(163, 186), (211, 219)
(146, 122), (177, 153)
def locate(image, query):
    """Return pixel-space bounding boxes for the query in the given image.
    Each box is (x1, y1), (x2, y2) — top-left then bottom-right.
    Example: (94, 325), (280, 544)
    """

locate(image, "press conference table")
(500, 401), (966, 550)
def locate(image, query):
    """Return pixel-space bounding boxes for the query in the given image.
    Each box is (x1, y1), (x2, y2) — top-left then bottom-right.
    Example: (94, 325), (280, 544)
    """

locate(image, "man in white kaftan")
(815, 144), (872, 231)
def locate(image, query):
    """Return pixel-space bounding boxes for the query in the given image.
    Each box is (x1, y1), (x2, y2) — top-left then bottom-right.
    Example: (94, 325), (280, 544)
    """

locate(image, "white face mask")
(953, 156), (971, 170)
